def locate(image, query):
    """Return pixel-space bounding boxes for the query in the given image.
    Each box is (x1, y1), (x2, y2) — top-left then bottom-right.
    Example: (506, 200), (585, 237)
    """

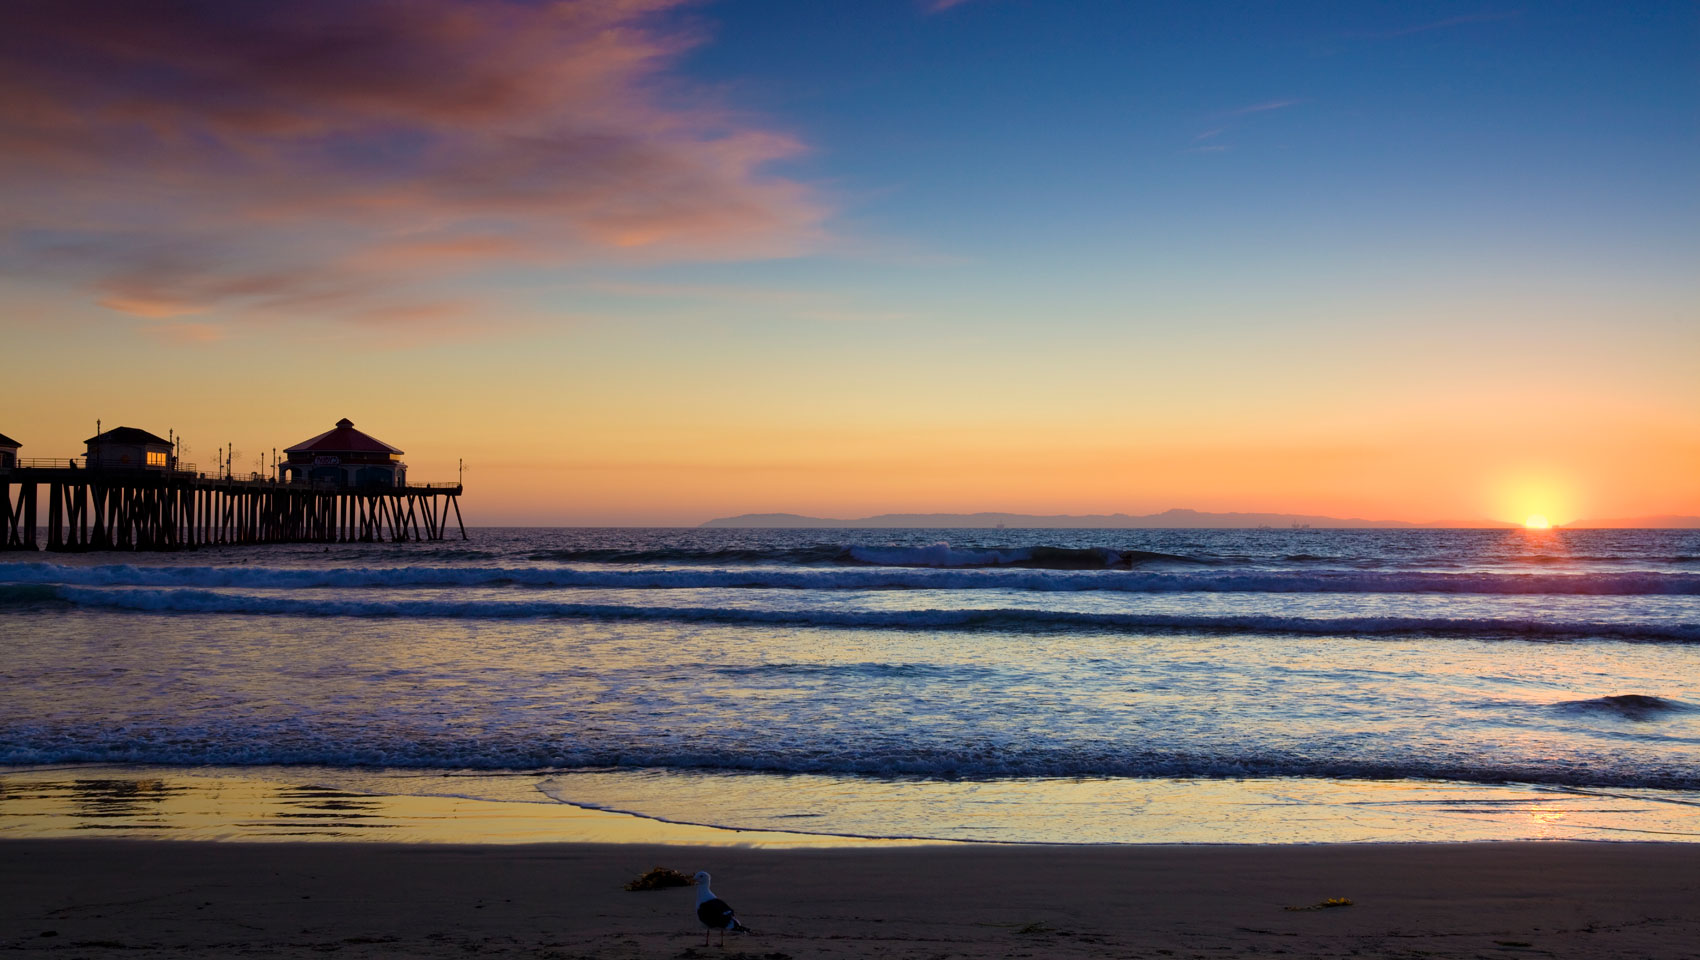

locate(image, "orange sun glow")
(1524, 514), (1552, 530)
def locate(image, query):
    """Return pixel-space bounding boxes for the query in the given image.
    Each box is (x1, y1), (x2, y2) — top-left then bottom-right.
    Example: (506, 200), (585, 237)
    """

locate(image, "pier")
(0, 419), (464, 552)
(1, 465), (464, 551)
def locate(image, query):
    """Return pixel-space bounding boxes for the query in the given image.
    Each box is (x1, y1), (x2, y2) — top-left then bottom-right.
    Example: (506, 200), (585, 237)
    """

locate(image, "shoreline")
(5, 764), (1699, 847)
(4, 838), (1699, 958)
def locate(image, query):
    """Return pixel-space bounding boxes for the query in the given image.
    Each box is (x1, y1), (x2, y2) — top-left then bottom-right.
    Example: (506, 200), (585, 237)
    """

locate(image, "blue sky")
(667, 1), (1695, 281)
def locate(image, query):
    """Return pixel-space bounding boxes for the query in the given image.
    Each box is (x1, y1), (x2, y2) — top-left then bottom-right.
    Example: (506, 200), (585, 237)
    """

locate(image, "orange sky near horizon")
(4, 302), (1695, 527)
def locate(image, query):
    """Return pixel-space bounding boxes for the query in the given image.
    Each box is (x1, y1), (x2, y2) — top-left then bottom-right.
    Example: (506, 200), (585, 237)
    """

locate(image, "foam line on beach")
(5, 738), (1700, 791)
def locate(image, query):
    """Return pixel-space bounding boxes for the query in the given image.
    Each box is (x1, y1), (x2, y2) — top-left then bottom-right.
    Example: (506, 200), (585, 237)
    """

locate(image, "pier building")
(86, 426), (175, 471)
(280, 418), (405, 488)
(0, 433), (17, 469)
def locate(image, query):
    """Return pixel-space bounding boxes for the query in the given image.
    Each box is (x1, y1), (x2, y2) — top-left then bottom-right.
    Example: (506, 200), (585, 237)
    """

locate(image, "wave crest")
(30, 585), (1700, 642)
(3, 562), (1697, 595)
(1553, 695), (1693, 720)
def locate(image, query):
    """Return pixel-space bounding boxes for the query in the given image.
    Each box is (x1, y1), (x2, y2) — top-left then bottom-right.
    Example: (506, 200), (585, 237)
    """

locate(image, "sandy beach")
(3, 839), (1697, 959)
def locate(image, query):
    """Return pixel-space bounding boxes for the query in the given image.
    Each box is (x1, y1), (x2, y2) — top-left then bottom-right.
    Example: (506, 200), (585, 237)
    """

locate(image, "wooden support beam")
(1, 482), (21, 549)
(46, 482), (63, 550)
(22, 482), (38, 550)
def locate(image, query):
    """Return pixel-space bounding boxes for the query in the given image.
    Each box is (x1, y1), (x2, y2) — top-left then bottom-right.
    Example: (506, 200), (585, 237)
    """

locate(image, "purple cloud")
(0, 0), (830, 328)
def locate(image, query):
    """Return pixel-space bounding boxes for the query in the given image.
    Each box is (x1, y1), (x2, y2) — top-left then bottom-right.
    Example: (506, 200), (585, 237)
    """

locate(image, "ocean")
(3, 527), (1699, 844)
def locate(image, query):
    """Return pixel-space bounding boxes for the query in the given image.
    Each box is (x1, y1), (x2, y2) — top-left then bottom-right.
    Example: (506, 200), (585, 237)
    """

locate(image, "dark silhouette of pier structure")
(1, 421), (465, 552)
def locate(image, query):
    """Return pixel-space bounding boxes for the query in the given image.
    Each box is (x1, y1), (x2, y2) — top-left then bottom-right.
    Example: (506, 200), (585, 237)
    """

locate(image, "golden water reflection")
(2, 766), (1697, 846)
(0, 767), (902, 847)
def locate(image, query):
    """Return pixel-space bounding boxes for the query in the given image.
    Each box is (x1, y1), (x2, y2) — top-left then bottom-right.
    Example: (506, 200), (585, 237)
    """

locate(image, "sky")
(1, 0), (1695, 526)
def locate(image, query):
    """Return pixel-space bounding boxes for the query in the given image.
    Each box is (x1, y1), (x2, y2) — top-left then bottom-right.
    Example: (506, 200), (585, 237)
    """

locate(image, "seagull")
(693, 871), (752, 946)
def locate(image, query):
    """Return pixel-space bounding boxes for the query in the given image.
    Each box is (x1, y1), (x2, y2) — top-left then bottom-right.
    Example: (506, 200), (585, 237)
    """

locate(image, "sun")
(1524, 514), (1552, 530)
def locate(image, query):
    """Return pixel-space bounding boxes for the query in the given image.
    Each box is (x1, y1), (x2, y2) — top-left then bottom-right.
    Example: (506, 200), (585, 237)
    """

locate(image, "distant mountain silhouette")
(700, 509), (1520, 529)
(1562, 515), (1700, 529)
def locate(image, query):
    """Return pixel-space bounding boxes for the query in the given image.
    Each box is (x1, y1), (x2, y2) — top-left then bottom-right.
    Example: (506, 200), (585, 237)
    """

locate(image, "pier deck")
(1, 466), (464, 551)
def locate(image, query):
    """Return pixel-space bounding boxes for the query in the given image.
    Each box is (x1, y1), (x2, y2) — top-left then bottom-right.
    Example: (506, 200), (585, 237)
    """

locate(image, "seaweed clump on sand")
(1284, 897), (1353, 911)
(624, 866), (696, 891)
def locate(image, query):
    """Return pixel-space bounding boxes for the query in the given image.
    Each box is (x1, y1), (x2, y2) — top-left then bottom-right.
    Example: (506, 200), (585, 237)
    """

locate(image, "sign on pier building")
(281, 418), (407, 489)
(86, 426), (175, 470)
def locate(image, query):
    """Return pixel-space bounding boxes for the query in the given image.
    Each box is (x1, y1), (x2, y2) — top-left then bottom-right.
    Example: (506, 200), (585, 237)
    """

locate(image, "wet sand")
(3, 839), (1698, 959)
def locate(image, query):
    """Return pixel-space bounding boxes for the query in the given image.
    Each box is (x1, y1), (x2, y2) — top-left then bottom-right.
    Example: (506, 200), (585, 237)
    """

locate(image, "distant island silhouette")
(700, 509), (1700, 529)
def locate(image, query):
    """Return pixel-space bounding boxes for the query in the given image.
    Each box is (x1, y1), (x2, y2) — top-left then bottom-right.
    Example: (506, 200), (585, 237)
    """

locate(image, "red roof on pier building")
(86, 426), (171, 446)
(284, 418), (404, 456)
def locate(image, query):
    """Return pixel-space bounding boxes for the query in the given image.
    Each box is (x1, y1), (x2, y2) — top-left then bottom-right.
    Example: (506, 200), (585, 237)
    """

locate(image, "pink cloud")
(0, 0), (830, 326)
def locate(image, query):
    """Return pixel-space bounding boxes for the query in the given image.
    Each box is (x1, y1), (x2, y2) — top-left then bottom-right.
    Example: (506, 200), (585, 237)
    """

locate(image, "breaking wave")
(28, 585), (1700, 642)
(3, 562), (1698, 595)
(524, 542), (1202, 568)
(3, 734), (1697, 791)
(1553, 695), (1694, 720)
(526, 545), (848, 565)
(842, 544), (1200, 568)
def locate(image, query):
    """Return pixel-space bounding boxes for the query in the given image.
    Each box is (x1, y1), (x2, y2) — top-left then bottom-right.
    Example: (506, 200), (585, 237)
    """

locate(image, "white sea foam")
(22, 584), (1699, 641)
(3, 733), (1699, 791)
(3, 562), (1698, 595)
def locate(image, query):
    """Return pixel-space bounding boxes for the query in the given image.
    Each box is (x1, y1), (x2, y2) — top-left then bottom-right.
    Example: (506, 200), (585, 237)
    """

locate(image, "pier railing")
(6, 457), (200, 475)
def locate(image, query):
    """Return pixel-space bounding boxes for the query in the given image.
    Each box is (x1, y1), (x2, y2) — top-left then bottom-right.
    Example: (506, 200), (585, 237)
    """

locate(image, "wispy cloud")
(925, 0), (978, 13)
(0, 0), (831, 329)
(1224, 99), (1303, 118)
(1368, 11), (1521, 39)
(1185, 100), (1301, 153)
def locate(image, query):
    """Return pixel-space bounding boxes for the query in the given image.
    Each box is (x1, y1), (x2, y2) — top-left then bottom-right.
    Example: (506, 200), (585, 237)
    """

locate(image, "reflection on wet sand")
(0, 778), (185, 832)
(4, 765), (1699, 846)
(0, 767), (891, 847)
(72, 778), (180, 830)
(250, 785), (396, 837)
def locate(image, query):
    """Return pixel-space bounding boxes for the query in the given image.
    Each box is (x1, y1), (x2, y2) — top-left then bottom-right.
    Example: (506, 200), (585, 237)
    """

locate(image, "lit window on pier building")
(86, 427), (176, 470)
(281, 418), (407, 489)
